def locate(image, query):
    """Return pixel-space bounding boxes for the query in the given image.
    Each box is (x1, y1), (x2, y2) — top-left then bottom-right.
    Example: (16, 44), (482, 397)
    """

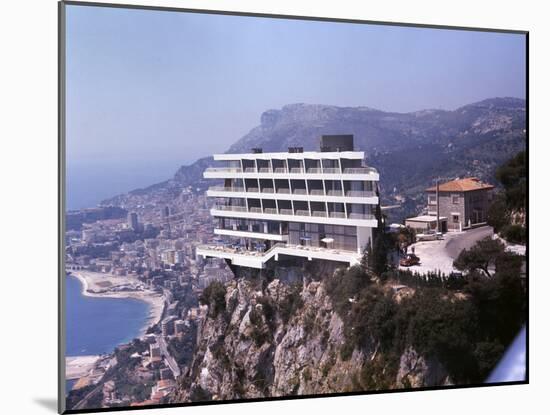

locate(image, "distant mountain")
(101, 97), (526, 221)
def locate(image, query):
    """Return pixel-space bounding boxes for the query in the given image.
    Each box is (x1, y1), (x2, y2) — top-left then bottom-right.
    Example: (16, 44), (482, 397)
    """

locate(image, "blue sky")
(65, 4), (525, 208)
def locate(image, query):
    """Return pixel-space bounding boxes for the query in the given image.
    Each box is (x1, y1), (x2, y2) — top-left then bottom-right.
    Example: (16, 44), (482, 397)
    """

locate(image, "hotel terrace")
(196, 135), (380, 269)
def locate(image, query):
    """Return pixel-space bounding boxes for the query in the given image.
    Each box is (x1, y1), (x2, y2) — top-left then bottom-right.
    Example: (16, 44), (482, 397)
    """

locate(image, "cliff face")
(172, 268), (450, 402)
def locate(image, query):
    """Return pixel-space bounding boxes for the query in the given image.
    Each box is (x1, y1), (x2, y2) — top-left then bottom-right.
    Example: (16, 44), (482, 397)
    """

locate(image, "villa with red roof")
(406, 177), (494, 232)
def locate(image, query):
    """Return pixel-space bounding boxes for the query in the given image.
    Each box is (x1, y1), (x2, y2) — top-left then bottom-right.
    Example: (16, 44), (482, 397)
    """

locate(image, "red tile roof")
(426, 177), (494, 193)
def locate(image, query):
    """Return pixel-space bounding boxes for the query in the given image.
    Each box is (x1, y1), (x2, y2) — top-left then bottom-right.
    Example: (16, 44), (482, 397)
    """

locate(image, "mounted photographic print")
(59, 1), (528, 413)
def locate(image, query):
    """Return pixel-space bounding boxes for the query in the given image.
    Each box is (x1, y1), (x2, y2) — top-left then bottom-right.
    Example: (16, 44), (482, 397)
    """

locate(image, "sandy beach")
(69, 270), (165, 336)
(66, 355), (101, 380)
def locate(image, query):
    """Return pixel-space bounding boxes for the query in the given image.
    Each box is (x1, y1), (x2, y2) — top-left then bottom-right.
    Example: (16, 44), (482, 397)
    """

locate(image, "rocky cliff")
(171, 264), (451, 402)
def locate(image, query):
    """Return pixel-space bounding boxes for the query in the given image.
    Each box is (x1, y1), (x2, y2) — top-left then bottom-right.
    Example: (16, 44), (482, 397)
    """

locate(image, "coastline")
(69, 271), (165, 337)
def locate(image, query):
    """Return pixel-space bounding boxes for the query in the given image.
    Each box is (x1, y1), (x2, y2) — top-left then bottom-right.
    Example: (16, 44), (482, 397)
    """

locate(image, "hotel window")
(452, 194), (460, 204)
(428, 195), (436, 205)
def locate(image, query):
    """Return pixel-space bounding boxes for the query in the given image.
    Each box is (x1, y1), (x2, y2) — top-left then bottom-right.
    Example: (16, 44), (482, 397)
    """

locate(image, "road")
(158, 335), (181, 378)
(401, 225), (494, 275)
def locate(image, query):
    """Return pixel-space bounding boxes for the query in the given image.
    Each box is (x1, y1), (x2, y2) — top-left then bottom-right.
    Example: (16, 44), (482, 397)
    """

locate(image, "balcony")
(343, 167), (377, 174)
(309, 189), (325, 196)
(205, 167), (242, 173)
(208, 186), (245, 193)
(348, 213), (375, 220)
(312, 211), (328, 217)
(216, 205), (248, 212)
(345, 190), (377, 197)
(211, 205), (377, 225)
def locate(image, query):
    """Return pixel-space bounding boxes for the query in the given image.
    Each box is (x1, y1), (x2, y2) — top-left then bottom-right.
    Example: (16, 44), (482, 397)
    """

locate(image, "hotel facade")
(196, 135), (380, 269)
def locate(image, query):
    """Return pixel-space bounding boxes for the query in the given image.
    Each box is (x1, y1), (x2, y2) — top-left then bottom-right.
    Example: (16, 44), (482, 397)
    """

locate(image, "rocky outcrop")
(396, 347), (452, 388)
(171, 267), (452, 403)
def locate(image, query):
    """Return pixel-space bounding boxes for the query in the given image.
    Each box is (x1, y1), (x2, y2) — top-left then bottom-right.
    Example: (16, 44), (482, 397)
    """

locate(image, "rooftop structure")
(197, 135), (380, 269)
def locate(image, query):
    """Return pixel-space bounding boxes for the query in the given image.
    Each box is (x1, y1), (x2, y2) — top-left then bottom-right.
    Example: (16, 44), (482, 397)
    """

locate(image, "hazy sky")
(65, 4), (526, 210)
(66, 4), (526, 167)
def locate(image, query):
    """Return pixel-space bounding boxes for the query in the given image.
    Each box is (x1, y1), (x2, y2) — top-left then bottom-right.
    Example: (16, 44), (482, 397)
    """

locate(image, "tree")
(199, 281), (227, 318)
(453, 237), (506, 277)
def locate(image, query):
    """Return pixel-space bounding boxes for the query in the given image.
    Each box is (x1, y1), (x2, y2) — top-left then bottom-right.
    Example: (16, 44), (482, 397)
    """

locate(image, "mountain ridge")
(101, 97), (526, 221)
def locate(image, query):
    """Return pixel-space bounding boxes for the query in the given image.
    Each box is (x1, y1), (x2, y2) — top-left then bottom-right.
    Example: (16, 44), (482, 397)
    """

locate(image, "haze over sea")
(66, 276), (150, 356)
(66, 159), (190, 211)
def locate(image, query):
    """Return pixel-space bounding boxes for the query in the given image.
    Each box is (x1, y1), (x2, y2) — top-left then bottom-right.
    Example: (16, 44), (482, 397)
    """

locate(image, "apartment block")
(196, 135), (380, 269)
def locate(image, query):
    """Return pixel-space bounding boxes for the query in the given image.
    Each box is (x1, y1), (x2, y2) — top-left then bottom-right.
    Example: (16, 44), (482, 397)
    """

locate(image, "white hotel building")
(196, 135), (380, 269)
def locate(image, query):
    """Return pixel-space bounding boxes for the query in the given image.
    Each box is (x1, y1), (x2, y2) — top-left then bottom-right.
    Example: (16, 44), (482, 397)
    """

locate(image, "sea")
(65, 275), (150, 357)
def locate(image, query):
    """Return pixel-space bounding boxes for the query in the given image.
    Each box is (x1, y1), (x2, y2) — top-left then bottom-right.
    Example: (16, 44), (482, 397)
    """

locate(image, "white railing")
(264, 208), (278, 214)
(276, 188), (291, 194)
(345, 190), (376, 198)
(306, 168), (322, 173)
(343, 167), (377, 174)
(323, 167), (341, 174)
(280, 209), (294, 215)
(295, 210), (311, 217)
(312, 211), (328, 217)
(348, 213), (375, 220)
(209, 186), (245, 192)
(327, 189), (343, 196)
(261, 188), (275, 193)
(274, 168), (287, 173)
(293, 189), (307, 195)
(309, 189), (325, 195)
(205, 167), (242, 173)
(290, 168), (304, 173)
(329, 211), (346, 218)
(249, 207), (263, 213)
(247, 187), (259, 192)
(215, 205), (248, 212)
(244, 167), (257, 173)
(258, 167), (271, 173)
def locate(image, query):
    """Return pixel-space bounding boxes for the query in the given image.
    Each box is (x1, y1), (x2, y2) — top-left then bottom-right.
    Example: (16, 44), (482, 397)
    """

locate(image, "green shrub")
(501, 224), (526, 244)
(199, 281), (227, 318)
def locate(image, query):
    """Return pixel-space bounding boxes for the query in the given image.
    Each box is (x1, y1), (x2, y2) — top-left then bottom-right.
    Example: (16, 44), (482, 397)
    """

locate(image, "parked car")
(416, 231), (443, 241)
(400, 254), (420, 267)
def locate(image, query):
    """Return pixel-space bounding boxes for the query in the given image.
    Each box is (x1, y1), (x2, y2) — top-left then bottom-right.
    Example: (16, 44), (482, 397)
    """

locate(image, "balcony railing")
(261, 188), (275, 193)
(309, 189), (325, 196)
(208, 186), (246, 193)
(326, 189), (343, 196)
(205, 167), (242, 173)
(312, 211), (328, 217)
(306, 168), (322, 173)
(216, 205), (248, 212)
(274, 168), (287, 173)
(348, 213), (375, 220)
(212, 205), (376, 221)
(345, 190), (377, 197)
(323, 167), (341, 174)
(258, 167), (271, 173)
(247, 187), (259, 193)
(343, 167), (377, 174)
(292, 189), (307, 195)
(290, 167), (304, 173)
(276, 188), (291, 194)
(244, 167), (257, 173)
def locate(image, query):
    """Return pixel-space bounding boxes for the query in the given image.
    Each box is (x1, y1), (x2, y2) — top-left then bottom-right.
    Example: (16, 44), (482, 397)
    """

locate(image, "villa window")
(452, 214), (460, 223)
(452, 194), (460, 204)
(428, 195), (437, 205)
